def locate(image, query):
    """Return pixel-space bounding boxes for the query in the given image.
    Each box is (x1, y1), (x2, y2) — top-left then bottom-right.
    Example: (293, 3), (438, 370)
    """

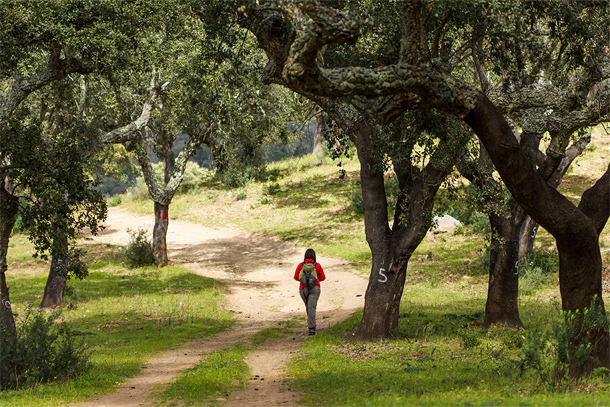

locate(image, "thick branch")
(99, 82), (166, 145)
(579, 164), (610, 235)
(0, 53), (96, 122)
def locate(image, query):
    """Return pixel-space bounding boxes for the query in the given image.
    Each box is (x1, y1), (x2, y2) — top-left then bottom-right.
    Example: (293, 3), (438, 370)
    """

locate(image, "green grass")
(1, 241), (234, 407)
(286, 287), (609, 407)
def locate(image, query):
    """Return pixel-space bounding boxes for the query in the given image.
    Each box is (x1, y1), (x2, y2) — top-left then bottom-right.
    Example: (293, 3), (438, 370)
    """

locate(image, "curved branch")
(0, 51), (96, 122)
(99, 82), (166, 145)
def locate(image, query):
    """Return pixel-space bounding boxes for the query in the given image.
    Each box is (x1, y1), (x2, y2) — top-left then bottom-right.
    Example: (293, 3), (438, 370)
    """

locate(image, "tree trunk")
(518, 216), (539, 262)
(484, 206), (526, 328)
(39, 264), (67, 308)
(465, 94), (609, 377)
(357, 248), (409, 339)
(40, 228), (68, 308)
(352, 117), (463, 340)
(153, 202), (169, 266)
(353, 120), (410, 340)
(313, 112), (326, 155)
(0, 176), (18, 335)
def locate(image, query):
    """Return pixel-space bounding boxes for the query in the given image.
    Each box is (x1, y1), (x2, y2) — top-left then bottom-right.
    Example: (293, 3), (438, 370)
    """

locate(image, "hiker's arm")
(294, 263), (303, 281)
(316, 264), (326, 282)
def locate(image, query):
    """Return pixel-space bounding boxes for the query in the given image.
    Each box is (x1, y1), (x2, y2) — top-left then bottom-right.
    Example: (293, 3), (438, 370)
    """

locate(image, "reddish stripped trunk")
(153, 202), (169, 266)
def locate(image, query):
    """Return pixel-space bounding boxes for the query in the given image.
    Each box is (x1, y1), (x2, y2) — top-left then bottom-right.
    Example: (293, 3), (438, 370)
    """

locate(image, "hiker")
(294, 248), (326, 335)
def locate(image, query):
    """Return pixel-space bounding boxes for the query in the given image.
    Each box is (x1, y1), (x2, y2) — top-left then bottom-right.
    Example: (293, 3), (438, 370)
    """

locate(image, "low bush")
(262, 182), (281, 196)
(526, 248), (559, 275)
(517, 298), (610, 390)
(0, 311), (90, 390)
(107, 195), (122, 207)
(122, 228), (156, 268)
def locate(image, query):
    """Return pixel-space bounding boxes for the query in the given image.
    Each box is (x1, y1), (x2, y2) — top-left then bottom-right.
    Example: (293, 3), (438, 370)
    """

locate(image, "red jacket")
(294, 259), (325, 289)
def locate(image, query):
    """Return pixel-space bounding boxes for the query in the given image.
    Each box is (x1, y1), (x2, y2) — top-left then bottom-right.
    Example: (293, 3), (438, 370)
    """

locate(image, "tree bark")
(40, 228), (68, 308)
(313, 112), (326, 155)
(0, 176), (18, 335)
(153, 202), (170, 266)
(484, 207), (526, 328)
(464, 94), (609, 376)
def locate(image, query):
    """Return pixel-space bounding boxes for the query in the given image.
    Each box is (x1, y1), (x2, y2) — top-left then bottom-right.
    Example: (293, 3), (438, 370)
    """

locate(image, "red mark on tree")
(161, 210), (168, 220)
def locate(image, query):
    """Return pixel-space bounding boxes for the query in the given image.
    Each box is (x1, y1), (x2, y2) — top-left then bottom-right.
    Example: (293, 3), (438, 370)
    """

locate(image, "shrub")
(178, 162), (213, 193)
(526, 248), (559, 275)
(262, 182), (281, 196)
(0, 311), (90, 390)
(107, 195), (122, 207)
(266, 167), (282, 182)
(12, 214), (23, 233)
(519, 267), (552, 295)
(127, 176), (150, 201)
(519, 249), (558, 295)
(123, 228), (157, 268)
(459, 329), (482, 349)
(516, 297), (610, 390)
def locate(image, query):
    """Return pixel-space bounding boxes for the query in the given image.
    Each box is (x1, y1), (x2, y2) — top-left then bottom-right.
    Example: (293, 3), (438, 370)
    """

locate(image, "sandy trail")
(72, 207), (368, 406)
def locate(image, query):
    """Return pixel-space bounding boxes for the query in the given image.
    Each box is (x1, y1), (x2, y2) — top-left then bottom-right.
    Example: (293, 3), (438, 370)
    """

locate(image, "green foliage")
(179, 162), (214, 193)
(526, 248), (560, 275)
(519, 249), (559, 295)
(351, 189), (364, 214)
(435, 184), (490, 233)
(520, 266), (553, 295)
(459, 329), (482, 349)
(11, 214), (23, 233)
(122, 228), (156, 268)
(218, 164), (266, 189)
(0, 311), (91, 390)
(1, 84), (107, 281)
(262, 182), (281, 196)
(518, 299), (610, 390)
(108, 195), (122, 207)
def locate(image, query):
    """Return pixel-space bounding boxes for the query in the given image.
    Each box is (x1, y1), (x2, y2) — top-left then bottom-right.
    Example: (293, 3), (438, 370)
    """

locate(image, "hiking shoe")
(308, 328), (317, 336)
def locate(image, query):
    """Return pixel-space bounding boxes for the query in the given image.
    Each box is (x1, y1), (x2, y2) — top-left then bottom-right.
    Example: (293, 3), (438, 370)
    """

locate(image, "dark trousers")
(299, 285), (320, 329)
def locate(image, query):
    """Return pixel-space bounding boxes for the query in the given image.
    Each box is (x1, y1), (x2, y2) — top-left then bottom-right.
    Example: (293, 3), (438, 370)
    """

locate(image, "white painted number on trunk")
(531, 225), (538, 238)
(378, 268), (387, 283)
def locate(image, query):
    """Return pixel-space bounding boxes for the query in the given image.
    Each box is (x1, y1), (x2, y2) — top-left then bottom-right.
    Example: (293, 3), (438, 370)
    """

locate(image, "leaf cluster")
(1, 81), (107, 274)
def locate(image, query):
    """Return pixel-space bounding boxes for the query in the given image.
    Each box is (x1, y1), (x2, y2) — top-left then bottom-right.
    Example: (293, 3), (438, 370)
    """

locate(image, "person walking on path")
(294, 248), (326, 335)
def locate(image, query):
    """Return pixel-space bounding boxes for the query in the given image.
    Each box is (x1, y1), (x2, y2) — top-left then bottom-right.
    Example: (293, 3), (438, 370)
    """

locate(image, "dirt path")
(73, 207), (368, 406)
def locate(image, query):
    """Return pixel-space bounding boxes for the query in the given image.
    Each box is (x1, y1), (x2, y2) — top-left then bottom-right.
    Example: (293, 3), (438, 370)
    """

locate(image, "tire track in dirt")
(72, 207), (367, 406)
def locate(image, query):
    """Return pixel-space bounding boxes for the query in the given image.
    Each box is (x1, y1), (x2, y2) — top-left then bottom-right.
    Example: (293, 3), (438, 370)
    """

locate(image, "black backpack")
(299, 261), (318, 295)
